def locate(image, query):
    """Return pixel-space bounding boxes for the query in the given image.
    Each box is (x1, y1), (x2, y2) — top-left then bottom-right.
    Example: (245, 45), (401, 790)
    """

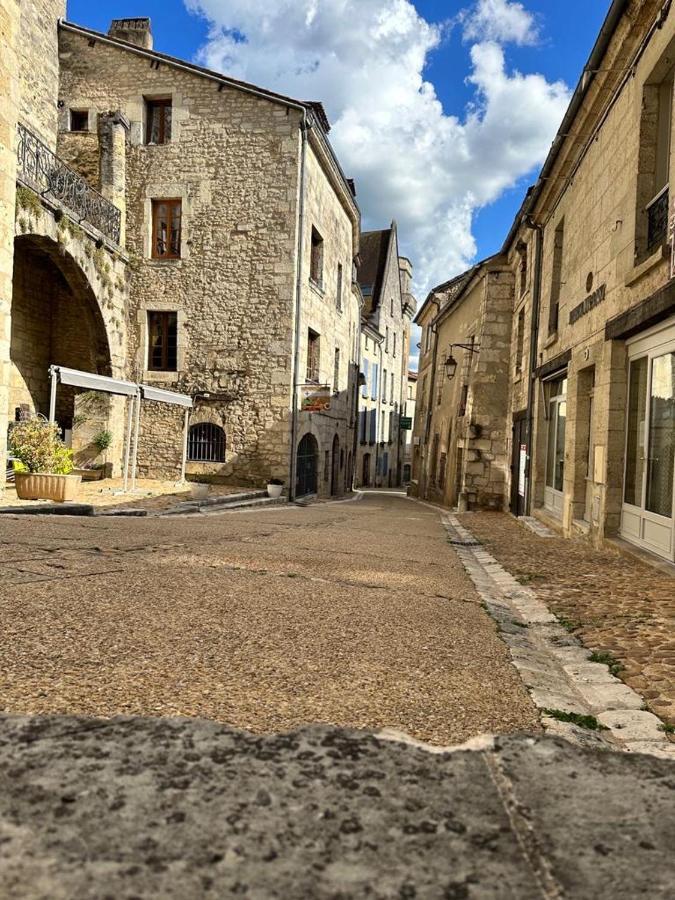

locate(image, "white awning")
(139, 384), (193, 408)
(50, 366), (138, 397)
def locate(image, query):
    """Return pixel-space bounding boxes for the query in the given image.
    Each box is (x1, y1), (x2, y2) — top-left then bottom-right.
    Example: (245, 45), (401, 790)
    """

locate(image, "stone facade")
(355, 226), (415, 488)
(3, 8), (361, 498)
(402, 370), (417, 484)
(411, 259), (514, 510)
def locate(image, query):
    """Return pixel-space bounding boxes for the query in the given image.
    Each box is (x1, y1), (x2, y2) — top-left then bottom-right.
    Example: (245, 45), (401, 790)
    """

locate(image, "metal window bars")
(16, 123), (121, 245)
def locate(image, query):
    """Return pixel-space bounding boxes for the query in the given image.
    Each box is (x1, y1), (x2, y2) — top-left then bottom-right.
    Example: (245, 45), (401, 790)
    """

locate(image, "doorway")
(362, 453), (371, 487)
(330, 434), (340, 496)
(510, 411), (528, 517)
(296, 433), (318, 497)
(544, 375), (567, 517)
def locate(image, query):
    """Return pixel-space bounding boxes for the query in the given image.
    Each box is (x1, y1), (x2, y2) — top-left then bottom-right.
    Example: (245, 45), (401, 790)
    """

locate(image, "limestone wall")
(18, 0), (65, 147)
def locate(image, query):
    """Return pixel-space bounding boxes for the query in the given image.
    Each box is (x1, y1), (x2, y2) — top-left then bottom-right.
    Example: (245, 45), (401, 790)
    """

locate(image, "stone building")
(413, 0), (675, 565)
(402, 370), (417, 485)
(411, 257), (514, 509)
(354, 224), (416, 487)
(2, 10), (362, 499)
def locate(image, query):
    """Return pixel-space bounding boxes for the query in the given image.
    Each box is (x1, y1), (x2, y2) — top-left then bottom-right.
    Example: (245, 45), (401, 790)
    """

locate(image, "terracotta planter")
(14, 473), (82, 503)
(267, 483), (284, 499)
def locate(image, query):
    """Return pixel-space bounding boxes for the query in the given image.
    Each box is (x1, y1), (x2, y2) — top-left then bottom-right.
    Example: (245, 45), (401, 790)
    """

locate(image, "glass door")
(622, 328), (675, 560)
(544, 376), (567, 516)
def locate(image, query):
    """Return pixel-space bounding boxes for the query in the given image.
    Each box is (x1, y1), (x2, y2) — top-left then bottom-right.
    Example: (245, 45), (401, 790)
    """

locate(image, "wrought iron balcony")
(646, 184), (669, 253)
(16, 123), (121, 245)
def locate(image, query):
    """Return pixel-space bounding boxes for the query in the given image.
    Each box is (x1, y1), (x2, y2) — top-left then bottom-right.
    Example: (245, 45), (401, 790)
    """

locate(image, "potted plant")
(267, 477), (284, 499)
(9, 418), (81, 502)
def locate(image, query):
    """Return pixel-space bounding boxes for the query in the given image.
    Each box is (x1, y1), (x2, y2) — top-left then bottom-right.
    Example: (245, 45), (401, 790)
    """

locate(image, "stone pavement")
(0, 494), (538, 746)
(0, 714), (673, 899)
(457, 512), (675, 726)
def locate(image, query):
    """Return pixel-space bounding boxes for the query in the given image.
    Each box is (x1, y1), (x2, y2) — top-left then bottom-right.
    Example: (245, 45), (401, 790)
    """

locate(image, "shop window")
(545, 377), (567, 494)
(147, 310), (178, 371)
(69, 109), (89, 132)
(151, 199), (181, 259)
(145, 98), (172, 144)
(188, 423), (225, 463)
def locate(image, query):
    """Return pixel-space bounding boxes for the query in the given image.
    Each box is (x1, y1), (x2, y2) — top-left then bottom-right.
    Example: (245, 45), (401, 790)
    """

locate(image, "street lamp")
(444, 343), (480, 380)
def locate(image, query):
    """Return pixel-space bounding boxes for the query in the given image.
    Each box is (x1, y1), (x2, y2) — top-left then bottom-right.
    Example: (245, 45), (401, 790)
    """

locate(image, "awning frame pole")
(122, 393), (135, 492)
(130, 392), (141, 492)
(180, 408), (189, 484)
(48, 367), (58, 423)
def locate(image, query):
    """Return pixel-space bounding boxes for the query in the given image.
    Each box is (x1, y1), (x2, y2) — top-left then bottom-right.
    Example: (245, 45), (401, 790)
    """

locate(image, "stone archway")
(10, 234), (113, 427)
(296, 433), (319, 498)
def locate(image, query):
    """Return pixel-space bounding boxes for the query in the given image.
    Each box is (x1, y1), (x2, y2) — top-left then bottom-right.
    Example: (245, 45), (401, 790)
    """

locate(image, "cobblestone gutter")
(442, 513), (675, 759)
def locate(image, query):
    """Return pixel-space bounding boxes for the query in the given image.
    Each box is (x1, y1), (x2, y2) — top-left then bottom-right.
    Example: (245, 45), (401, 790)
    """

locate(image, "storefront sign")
(569, 283), (606, 325)
(400, 416), (413, 430)
(300, 384), (331, 413)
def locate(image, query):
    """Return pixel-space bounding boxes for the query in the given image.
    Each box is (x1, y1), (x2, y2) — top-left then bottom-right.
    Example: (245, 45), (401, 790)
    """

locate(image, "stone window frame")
(69, 108), (90, 133)
(125, 88), (187, 147)
(137, 300), (187, 383)
(145, 96), (173, 145)
(59, 103), (95, 134)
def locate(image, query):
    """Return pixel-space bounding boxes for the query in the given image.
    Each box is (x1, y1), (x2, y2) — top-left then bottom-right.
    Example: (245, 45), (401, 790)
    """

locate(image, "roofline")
(501, 0), (629, 252)
(414, 252), (501, 325)
(59, 19), (359, 222)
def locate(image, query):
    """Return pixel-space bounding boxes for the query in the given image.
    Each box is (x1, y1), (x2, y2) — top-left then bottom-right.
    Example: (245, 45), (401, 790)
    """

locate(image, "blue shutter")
(371, 363), (378, 400)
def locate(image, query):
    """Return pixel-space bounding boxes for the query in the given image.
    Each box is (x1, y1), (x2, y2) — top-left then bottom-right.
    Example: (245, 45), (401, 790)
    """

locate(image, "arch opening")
(296, 433), (319, 498)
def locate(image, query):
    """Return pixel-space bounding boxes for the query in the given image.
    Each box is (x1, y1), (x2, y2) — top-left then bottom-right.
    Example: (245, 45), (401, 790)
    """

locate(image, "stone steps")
(161, 490), (283, 516)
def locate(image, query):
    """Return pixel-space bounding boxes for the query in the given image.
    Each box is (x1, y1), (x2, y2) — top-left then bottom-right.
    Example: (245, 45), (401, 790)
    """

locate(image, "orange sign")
(300, 384), (331, 412)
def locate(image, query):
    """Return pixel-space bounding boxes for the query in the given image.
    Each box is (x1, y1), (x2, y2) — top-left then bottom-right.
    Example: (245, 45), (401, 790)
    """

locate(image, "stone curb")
(441, 513), (675, 759)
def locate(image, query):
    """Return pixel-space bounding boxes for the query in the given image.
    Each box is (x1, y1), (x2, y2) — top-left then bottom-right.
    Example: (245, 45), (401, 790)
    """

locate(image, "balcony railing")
(16, 123), (121, 245)
(646, 184), (669, 253)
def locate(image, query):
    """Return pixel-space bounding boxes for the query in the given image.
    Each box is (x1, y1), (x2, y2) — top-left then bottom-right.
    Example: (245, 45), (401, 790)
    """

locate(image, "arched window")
(188, 422), (225, 463)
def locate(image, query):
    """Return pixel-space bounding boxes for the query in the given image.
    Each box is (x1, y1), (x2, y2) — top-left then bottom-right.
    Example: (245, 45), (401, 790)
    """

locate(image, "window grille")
(188, 423), (225, 463)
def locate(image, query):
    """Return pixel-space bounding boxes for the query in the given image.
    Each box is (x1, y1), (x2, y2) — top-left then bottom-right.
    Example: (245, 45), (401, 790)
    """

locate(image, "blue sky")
(65, 1), (609, 284)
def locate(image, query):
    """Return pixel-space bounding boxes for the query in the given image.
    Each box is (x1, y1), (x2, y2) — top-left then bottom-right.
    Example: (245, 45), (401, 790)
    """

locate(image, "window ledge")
(148, 258), (182, 266)
(544, 330), (558, 349)
(625, 243), (669, 287)
(144, 370), (179, 383)
(309, 278), (325, 296)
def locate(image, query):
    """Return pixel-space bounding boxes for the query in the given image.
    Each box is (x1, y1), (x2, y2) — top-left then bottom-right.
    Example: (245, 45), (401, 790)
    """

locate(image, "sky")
(66, 0), (610, 367)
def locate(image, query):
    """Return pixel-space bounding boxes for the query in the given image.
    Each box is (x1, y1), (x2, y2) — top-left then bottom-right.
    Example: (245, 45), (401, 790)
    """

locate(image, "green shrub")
(8, 418), (74, 474)
(93, 429), (113, 452)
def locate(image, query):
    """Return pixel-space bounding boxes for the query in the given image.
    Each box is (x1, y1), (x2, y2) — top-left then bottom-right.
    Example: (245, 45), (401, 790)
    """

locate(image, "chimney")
(108, 18), (153, 50)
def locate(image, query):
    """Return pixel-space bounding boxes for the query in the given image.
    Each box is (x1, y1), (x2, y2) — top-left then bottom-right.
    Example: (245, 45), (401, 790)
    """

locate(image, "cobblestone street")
(0, 494), (539, 746)
(459, 512), (675, 726)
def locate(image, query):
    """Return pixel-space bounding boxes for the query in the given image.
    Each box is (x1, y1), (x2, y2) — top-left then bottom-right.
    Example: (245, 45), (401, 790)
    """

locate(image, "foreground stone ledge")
(0, 715), (673, 899)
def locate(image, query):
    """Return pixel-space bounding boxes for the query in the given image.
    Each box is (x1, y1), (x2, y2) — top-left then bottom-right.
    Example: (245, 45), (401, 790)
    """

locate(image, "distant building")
(402, 371), (417, 485)
(354, 224), (416, 487)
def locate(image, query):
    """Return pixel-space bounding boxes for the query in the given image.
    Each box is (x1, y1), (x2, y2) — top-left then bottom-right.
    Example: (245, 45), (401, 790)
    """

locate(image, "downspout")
(288, 111), (310, 502)
(351, 284), (364, 491)
(524, 216), (543, 515)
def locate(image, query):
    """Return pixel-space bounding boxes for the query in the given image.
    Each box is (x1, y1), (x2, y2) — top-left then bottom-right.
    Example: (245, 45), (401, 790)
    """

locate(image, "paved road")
(0, 493), (538, 745)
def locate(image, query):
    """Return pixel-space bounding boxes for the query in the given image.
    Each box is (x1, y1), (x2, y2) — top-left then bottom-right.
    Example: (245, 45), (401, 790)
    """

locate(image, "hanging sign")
(400, 416), (413, 430)
(300, 384), (331, 412)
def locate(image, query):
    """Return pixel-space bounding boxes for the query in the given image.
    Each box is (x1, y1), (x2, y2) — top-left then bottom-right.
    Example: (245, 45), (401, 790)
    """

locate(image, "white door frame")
(543, 374), (567, 517)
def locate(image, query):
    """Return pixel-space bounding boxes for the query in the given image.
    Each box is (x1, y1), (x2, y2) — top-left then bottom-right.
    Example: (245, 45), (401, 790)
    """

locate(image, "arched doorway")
(362, 452), (371, 487)
(296, 433), (319, 497)
(9, 235), (112, 432)
(330, 433), (340, 496)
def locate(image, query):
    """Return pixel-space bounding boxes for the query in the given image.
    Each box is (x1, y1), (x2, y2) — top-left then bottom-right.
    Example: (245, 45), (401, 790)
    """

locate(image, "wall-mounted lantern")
(444, 343), (480, 380)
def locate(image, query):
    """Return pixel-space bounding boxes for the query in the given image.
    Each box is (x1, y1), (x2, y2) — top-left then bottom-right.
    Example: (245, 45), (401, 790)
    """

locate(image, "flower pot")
(14, 472), (82, 502)
(267, 483), (283, 499)
(190, 482), (209, 500)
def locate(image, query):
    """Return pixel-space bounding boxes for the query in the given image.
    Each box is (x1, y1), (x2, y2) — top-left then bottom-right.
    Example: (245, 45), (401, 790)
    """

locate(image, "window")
(307, 328), (320, 382)
(393, 333), (397, 358)
(69, 109), (89, 132)
(647, 75), (673, 251)
(385, 326), (389, 353)
(146, 98), (172, 145)
(359, 408), (367, 443)
(545, 377), (567, 493)
(336, 263), (343, 311)
(310, 227), (324, 287)
(152, 199), (181, 259)
(371, 362), (378, 401)
(361, 358), (369, 397)
(389, 410), (394, 443)
(518, 245), (528, 296)
(333, 348), (340, 392)
(369, 408), (377, 443)
(188, 423), (225, 463)
(147, 311), (178, 371)
(516, 308), (525, 375)
(549, 219), (564, 334)
(458, 384), (469, 417)
(425, 327), (431, 352)
(408, 383), (413, 400)
(390, 371), (394, 404)
(382, 368), (387, 403)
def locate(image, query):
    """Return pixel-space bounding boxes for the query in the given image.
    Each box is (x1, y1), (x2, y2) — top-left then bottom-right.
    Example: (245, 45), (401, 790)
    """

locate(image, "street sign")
(400, 417), (413, 430)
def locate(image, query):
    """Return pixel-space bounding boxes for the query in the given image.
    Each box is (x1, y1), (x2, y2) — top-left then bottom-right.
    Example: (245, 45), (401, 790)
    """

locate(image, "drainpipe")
(350, 284), (364, 490)
(422, 296), (442, 495)
(288, 111), (310, 502)
(524, 216), (543, 515)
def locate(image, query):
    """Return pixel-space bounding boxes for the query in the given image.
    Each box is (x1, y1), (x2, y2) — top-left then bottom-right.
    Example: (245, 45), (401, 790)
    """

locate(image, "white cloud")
(461, 0), (539, 46)
(185, 0), (569, 299)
